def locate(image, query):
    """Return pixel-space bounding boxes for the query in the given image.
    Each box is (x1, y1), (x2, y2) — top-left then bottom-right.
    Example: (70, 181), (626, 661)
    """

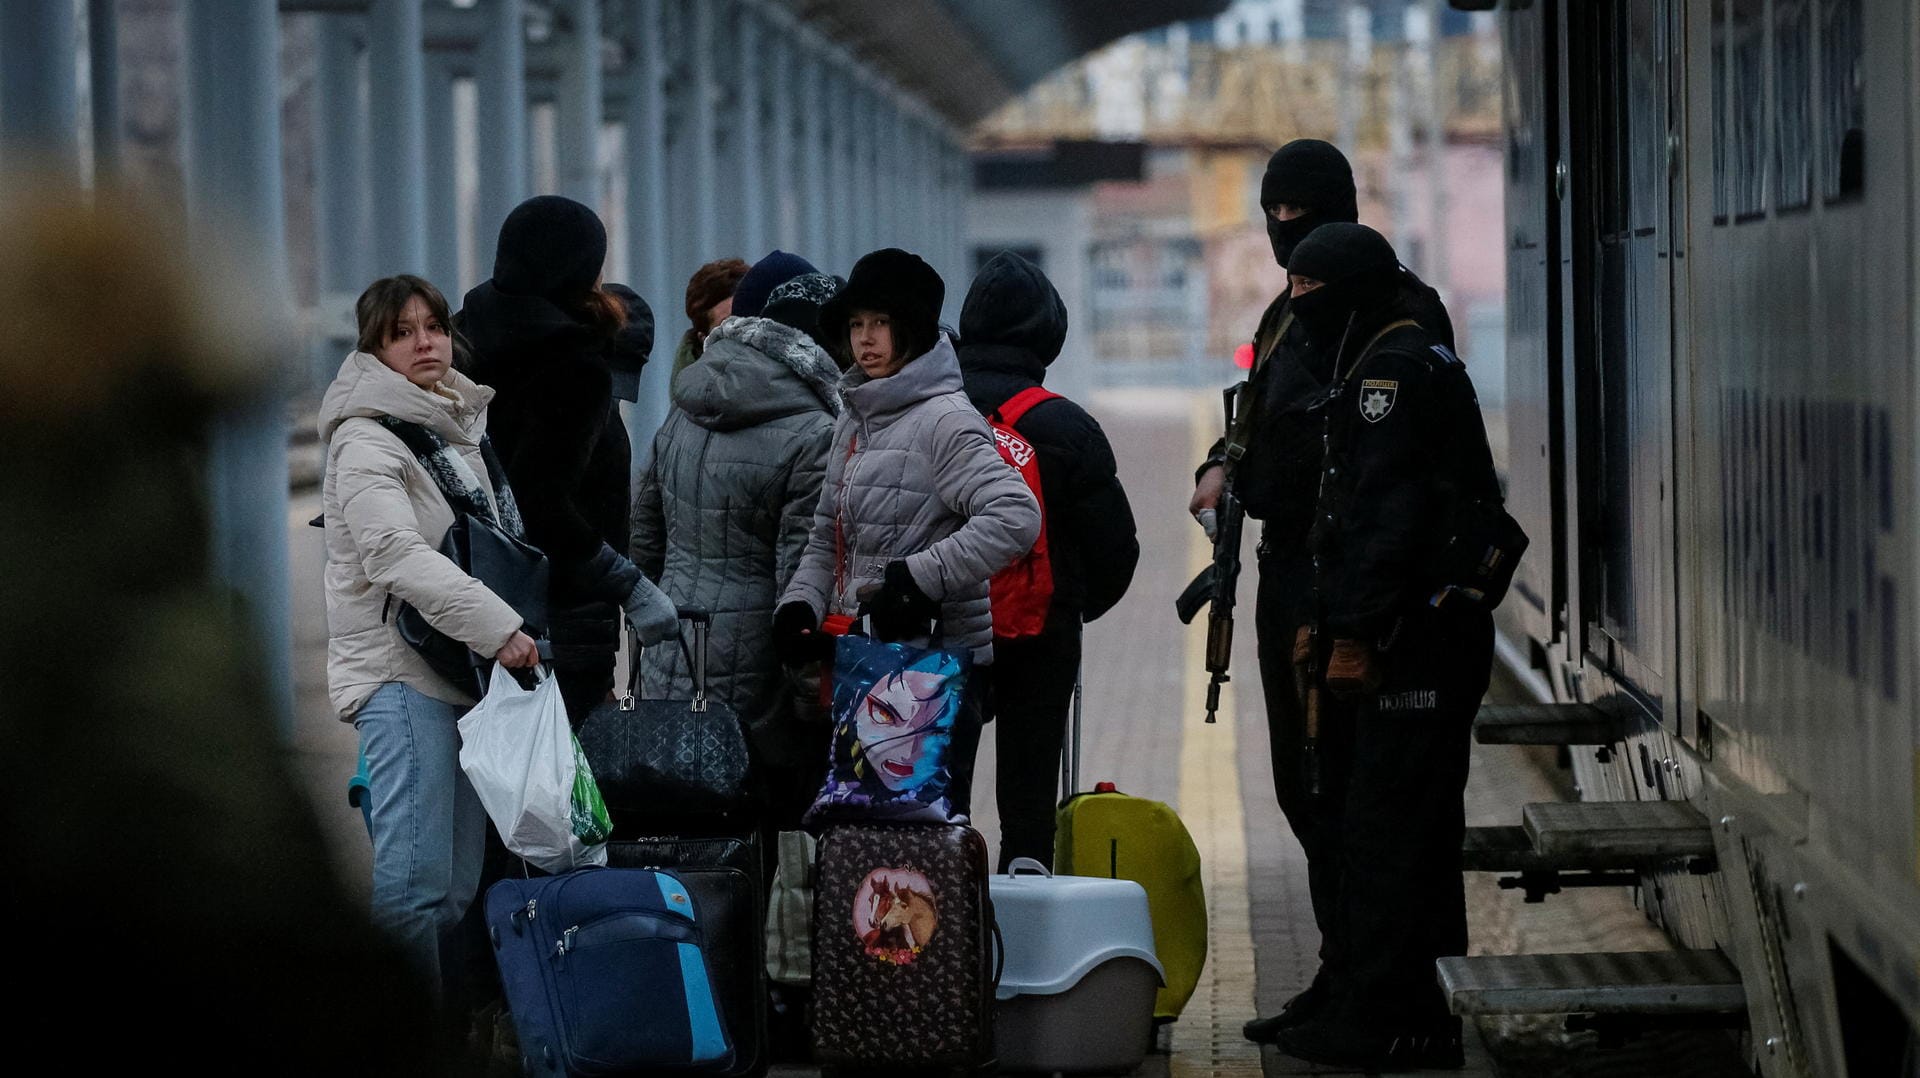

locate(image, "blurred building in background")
(970, 0), (1506, 395)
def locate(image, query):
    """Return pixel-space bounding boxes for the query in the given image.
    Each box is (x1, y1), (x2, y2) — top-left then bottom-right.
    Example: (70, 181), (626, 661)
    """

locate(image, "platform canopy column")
(0, 0), (80, 178)
(368, 0), (428, 275)
(554, 0), (601, 209)
(475, 0), (529, 248)
(182, 0), (294, 735)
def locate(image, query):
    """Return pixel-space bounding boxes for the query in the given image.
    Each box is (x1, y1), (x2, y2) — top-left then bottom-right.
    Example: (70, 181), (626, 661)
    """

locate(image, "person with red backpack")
(957, 252), (1140, 870)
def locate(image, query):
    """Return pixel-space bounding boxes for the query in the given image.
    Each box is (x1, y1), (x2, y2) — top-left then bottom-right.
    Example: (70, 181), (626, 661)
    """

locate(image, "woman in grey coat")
(774, 248), (1042, 815)
(631, 261), (842, 827)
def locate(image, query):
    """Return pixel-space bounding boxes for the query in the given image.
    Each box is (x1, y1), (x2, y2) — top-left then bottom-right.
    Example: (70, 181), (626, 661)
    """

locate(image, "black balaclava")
(1284, 222), (1401, 349)
(1260, 139), (1360, 268)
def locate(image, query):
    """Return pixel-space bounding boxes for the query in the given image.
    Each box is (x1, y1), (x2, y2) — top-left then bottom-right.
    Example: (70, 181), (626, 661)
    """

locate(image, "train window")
(1774, 0), (1812, 211)
(1820, 0), (1864, 202)
(1624, 0), (1661, 234)
(1730, 0), (1767, 221)
(1712, 2), (1729, 224)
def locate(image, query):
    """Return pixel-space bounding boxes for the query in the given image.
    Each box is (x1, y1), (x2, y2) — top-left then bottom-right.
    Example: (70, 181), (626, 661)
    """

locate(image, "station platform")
(285, 389), (1744, 1076)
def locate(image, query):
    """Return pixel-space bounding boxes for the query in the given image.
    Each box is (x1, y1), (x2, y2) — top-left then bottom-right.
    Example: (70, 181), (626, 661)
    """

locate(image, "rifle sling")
(1222, 308), (1294, 464)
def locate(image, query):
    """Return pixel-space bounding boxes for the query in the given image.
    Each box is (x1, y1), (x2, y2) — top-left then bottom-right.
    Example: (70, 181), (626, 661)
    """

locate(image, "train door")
(1563, 0), (1684, 716)
(1497, 1), (1563, 660)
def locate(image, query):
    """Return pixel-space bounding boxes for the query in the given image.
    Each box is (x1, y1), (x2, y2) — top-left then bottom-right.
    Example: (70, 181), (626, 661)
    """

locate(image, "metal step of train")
(1522, 800), (1716, 861)
(1462, 802), (1717, 901)
(1436, 949), (1746, 1018)
(1474, 702), (1625, 746)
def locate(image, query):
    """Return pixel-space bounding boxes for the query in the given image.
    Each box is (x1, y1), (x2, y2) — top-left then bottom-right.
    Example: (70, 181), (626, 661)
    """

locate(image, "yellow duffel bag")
(1054, 782), (1207, 1020)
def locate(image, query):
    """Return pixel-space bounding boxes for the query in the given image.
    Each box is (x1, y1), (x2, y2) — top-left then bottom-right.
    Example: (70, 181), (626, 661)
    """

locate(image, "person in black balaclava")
(1185, 140), (1461, 1050)
(1260, 137), (1361, 268)
(1251, 222), (1498, 1072)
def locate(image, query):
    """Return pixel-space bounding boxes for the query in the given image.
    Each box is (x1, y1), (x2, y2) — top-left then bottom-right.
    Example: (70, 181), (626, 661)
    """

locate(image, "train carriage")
(1489, 0), (1918, 1071)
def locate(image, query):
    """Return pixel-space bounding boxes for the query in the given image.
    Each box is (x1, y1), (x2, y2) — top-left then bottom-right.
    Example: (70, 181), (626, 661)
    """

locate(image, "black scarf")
(375, 417), (526, 541)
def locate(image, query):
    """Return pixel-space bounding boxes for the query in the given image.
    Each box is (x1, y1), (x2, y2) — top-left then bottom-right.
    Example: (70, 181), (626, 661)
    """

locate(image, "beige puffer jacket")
(781, 335), (1040, 664)
(319, 352), (526, 720)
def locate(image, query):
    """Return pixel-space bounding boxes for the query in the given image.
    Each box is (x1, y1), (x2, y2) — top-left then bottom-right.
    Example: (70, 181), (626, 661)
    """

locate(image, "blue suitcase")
(487, 867), (734, 1076)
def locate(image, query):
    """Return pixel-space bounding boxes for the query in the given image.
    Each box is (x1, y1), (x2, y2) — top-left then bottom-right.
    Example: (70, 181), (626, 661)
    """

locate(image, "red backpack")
(987, 387), (1061, 639)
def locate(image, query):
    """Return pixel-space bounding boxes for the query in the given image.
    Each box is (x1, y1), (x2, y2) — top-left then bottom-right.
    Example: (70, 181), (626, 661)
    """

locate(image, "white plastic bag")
(458, 664), (610, 873)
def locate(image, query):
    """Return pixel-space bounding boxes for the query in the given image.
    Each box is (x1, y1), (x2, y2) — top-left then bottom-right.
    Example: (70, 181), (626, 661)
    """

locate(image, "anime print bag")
(804, 632), (969, 828)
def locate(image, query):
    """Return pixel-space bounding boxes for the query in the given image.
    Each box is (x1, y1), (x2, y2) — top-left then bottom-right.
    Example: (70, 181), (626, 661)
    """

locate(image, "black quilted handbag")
(395, 512), (549, 698)
(576, 609), (756, 825)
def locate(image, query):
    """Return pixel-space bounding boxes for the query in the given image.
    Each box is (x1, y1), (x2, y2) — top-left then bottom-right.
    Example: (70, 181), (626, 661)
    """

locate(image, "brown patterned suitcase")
(811, 822), (999, 1074)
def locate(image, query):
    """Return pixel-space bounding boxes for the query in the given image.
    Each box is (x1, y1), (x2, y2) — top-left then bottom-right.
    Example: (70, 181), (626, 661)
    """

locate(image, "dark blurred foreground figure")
(0, 188), (439, 1070)
(955, 252), (1139, 870)
(1265, 223), (1497, 1072)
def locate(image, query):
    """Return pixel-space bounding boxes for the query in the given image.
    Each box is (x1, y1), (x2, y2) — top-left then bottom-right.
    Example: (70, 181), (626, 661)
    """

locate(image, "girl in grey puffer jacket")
(775, 249), (1041, 814)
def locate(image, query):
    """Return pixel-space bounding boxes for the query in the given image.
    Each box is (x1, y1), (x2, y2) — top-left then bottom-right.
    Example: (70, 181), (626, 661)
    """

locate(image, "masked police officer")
(1189, 140), (1456, 1045)
(1265, 223), (1499, 1070)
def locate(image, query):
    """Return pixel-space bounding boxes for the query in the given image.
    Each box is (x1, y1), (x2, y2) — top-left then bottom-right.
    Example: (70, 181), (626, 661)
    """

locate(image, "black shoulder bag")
(377, 417), (550, 696)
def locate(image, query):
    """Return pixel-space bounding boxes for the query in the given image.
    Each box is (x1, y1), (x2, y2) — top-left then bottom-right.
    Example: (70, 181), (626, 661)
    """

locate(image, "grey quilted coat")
(630, 315), (839, 764)
(782, 335), (1041, 665)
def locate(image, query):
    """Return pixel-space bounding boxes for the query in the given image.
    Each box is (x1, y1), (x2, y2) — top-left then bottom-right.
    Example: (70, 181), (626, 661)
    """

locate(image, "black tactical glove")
(772, 601), (834, 667)
(864, 560), (941, 642)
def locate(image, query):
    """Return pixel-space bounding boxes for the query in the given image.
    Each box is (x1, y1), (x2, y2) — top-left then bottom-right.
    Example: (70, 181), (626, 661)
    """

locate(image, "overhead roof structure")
(787, 0), (1234, 126)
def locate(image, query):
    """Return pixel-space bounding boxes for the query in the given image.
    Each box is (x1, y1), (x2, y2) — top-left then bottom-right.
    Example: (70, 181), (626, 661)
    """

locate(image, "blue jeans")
(355, 681), (486, 1004)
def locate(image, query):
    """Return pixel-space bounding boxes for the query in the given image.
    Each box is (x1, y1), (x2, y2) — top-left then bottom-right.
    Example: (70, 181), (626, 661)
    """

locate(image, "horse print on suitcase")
(811, 822), (997, 1073)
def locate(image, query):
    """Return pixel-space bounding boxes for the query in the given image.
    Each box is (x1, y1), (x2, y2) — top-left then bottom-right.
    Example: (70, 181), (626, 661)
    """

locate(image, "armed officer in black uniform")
(1190, 140), (1456, 1048)
(1274, 224), (1499, 1070)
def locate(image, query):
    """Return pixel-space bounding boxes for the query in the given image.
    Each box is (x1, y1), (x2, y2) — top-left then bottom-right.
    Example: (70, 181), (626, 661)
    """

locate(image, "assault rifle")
(1175, 386), (1247, 724)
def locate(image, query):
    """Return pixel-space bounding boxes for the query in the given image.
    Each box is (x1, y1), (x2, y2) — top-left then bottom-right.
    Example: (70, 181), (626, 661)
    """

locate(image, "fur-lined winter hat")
(818, 248), (944, 358)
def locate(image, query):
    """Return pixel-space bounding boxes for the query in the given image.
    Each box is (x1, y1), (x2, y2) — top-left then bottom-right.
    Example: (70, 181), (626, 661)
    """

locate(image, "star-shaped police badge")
(1358, 378), (1398, 423)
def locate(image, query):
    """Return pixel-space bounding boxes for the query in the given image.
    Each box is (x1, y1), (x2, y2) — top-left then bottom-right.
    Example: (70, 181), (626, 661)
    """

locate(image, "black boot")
(1275, 1015), (1464, 1072)
(1241, 974), (1330, 1043)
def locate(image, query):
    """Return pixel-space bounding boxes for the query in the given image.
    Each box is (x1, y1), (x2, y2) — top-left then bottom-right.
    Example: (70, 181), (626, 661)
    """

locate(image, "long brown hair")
(573, 285), (629, 339)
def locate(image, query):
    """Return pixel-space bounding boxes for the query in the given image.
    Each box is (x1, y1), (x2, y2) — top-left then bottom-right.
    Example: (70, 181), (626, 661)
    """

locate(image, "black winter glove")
(864, 560), (941, 642)
(772, 601), (833, 667)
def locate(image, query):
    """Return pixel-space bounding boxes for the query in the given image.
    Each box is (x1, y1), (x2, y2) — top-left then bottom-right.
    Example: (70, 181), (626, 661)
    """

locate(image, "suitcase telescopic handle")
(1059, 639), (1084, 799)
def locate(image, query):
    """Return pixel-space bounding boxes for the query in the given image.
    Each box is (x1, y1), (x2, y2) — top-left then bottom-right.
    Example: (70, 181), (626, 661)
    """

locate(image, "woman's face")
(374, 295), (453, 389)
(703, 295), (733, 334)
(849, 309), (907, 379)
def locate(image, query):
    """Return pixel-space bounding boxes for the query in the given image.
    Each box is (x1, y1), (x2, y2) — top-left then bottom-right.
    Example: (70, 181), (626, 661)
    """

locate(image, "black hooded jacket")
(457, 281), (642, 666)
(958, 254), (1139, 629)
(1217, 267), (1455, 545)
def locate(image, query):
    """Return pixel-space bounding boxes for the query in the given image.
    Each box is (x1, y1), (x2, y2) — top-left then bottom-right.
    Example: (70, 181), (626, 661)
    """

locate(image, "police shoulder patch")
(1358, 378), (1398, 422)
